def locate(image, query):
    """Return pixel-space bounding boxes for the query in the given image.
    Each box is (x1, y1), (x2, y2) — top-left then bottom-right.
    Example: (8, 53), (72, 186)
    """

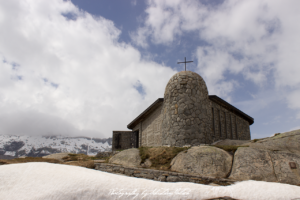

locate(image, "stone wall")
(141, 104), (163, 147)
(161, 71), (213, 146)
(211, 101), (250, 141)
(112, 131), (132, 151)
(95, 163), (235, 185)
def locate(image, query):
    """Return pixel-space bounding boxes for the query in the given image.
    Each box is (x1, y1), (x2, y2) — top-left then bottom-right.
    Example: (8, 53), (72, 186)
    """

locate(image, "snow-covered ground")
(0, 163), (300, 200)
(0, 135), (111, 156)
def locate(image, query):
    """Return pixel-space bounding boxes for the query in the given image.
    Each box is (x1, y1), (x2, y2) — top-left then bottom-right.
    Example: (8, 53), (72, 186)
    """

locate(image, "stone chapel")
(112, 70), (254, 151)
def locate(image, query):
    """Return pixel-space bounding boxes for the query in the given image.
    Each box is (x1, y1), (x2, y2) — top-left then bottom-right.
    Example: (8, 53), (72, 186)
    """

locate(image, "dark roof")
(209, 95), (254, 125)
(127, 98), (164, 129)
(127, 95), (254, 129)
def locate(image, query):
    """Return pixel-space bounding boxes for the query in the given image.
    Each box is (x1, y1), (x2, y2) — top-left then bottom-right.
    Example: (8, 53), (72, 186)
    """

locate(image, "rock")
(109, 148), (141, 167)
(157, 175), (166, 182)
(170, 146), (232, 178)
(212, 139), (250, 146)
(42, 153), (71, 162)
(244, 129), (300, 156)
(269, 151), (300, 185)
(140, 159), (152, 168)
(144, 159), (152, 168)
(229, 147), (277, 182)
(166, 176), (179, 182)
(229, 147), (300, 185)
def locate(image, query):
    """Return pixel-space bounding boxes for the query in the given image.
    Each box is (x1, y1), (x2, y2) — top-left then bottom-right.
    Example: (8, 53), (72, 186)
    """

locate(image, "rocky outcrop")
(270, 151), (300, 185)
(229, 147), (300, 185)
(229, 147), (277, 182)
(212, 139), (250, 146)
(103, 129), (300, 186)
(170, 146), (233, 178)
(109, 148), (141, 167)
(244, 129), (300, 155)
(42, 153), (71, 162)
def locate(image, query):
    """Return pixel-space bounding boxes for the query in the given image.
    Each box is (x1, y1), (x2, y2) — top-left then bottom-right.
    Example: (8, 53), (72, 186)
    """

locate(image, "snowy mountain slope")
(0, 135), (112, 159)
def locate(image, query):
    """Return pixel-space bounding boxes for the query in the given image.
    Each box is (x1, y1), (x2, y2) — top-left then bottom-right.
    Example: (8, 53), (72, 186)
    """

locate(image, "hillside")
(0, 135), (112, 159)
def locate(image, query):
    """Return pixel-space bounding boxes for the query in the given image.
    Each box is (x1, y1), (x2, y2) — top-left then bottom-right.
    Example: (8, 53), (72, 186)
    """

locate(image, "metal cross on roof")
(177, 57), (193, 71)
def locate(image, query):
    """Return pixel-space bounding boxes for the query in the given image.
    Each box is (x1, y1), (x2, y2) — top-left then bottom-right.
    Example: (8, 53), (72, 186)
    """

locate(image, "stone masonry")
(141, 104), (163, 147)
(161, 71), (213, 146)
(95, 162), (235, 186)
(115, 70), (253, 149)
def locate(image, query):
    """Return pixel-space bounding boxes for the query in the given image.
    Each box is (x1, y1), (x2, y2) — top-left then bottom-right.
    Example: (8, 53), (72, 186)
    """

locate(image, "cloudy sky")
(0, 0), (300, 139)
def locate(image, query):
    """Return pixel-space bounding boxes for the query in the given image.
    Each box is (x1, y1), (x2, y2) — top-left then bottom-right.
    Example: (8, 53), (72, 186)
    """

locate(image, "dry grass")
(62, 153), (92, 162)
(0, 154), (97, 169)
(104, 156), (112, 163)
(139, 146), (189, 171)
(0, 157), (61, 165)
(64, 160), (95, 169)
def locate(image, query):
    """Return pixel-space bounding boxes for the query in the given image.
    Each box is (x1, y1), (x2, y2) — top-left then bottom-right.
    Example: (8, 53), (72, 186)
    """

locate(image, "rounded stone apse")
(161, 71), (212, 146)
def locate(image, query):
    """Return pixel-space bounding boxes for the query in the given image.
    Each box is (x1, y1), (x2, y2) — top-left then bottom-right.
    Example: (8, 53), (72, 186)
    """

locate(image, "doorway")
(131, 130), (139, 148)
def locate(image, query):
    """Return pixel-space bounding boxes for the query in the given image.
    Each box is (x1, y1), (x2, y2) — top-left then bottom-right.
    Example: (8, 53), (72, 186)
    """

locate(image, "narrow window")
(230, 115), (233, 139)
(218, 109), (222, 138)
(212, 107), (215, 137)
(235, 116), (238, 139)
(224, 111), (227, 138)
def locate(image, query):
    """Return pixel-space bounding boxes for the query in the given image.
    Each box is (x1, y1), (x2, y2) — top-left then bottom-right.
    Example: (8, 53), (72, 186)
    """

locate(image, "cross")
(177, 57), (193, 71)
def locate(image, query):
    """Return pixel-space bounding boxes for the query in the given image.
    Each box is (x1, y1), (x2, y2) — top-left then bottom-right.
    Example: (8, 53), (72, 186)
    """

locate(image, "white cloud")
(0, 0), (176, 138)
(129, 27), (149, 48)
(286, 89), (300, 119)
(2, 0), (300, 139)
(131, 0), (204, 45)
(133, 0), (300, 117)
(196, 46), (240, 99)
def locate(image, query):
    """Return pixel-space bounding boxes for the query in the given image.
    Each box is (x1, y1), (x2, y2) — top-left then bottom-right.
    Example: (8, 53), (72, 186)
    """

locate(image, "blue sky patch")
(61, 12), (78, 21)
(134, 80), (146, 98)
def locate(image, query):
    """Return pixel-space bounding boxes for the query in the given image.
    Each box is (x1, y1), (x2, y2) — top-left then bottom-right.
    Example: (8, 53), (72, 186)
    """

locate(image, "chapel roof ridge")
(127, 95), (254, 129)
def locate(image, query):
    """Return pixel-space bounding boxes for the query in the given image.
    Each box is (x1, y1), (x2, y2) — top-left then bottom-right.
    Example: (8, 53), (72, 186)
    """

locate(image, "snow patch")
(0, 163), (299, 200)
(4, 151), (15, 156)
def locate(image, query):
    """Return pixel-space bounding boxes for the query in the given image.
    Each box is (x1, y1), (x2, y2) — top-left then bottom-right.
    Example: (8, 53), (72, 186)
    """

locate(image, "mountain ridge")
(0, 135), (112, 159)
